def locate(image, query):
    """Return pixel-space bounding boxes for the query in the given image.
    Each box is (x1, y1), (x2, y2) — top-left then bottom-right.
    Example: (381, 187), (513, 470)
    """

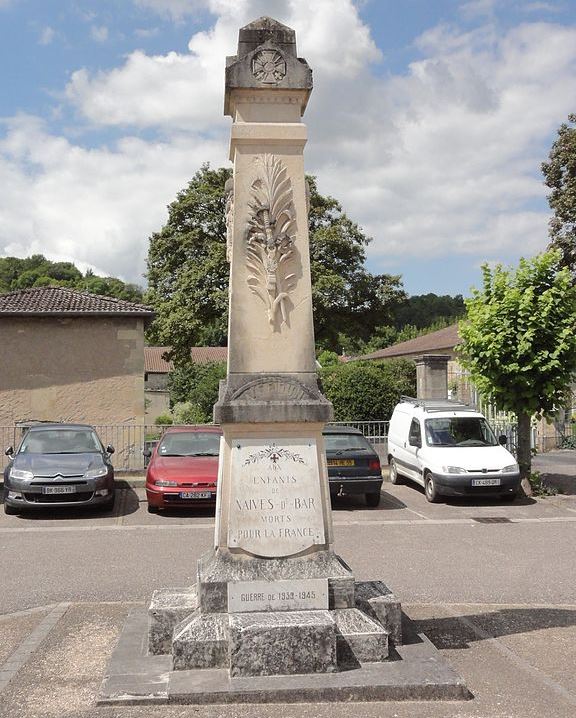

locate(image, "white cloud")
(459, 0), (497, 20)
(39, 26), (55, 46)
(67, 0), (378, 129)
(0, 115), (227, 283)
(522, 2), (562, 12)
(90, 25), (109, 43)
(135, 27), (160, 38)
(133, 0), (206, 19)
(2, 1), (576, 289)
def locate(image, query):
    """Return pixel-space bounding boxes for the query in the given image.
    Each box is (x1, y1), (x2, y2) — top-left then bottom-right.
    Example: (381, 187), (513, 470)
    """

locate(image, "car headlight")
(155, 480), (178, 487)
(9, 468), (34, 481)
(84, 466), (109, 479)
(443, 466), (466, 474)
(502, 464), (519, 473)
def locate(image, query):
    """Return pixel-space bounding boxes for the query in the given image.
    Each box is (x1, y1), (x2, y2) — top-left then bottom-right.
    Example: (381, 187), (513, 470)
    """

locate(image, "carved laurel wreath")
(243, 443), (306, 471)
(246, 154), (297, 327)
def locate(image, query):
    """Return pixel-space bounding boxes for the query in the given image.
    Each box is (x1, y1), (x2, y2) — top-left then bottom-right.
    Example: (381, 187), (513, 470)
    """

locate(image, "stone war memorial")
(100, 17), (469, 705)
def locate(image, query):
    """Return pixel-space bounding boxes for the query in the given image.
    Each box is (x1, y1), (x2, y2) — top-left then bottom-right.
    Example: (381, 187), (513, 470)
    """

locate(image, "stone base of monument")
(98, 605), (470, 705)
(99, 554), (470, 705)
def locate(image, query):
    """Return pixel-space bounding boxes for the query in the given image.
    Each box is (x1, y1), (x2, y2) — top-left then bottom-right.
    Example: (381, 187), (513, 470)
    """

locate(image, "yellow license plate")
(327, 459), (355, 466)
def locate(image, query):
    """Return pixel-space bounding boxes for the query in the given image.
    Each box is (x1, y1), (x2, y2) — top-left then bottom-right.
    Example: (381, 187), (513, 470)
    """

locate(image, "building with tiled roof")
(353, 323), (460, 361)
(0, 286), (154, 318)
(144, 345), (228, 421)
(144, 346), (228, 375)
(0, 286), (153, 428)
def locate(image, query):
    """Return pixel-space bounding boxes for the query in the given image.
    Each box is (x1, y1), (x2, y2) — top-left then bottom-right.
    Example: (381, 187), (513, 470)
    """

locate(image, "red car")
(145, 426), (222, 512)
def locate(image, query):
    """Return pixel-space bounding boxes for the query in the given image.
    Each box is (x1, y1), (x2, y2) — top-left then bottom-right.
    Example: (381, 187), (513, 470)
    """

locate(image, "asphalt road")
(1, 481), (575, 614)
(1, 480), (576, 717)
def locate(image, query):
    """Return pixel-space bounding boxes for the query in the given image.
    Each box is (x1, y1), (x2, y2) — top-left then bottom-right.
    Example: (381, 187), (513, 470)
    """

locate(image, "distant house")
(355, 324), (460, 362)
(0, 286), (154, 427)
(355, 322), (574, 451)
(144, 346), (228, 421)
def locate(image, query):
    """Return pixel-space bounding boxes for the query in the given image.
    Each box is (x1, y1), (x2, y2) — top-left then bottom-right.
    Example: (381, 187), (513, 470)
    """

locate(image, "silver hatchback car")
(3, 424), (115, 515)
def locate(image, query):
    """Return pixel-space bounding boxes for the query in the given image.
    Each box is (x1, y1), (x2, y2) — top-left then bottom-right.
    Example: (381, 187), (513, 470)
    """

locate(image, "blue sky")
(1, 0), (575, 297)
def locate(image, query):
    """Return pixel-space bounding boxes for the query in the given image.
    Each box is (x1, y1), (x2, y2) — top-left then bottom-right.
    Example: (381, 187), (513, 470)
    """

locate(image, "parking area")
(1, 472), (575, 717)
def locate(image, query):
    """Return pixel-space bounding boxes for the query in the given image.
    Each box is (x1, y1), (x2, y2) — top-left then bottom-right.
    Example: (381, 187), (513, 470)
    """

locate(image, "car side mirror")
(5, 446), (14, 457)
(106, 445), (115, 455)
(409, 436), (421, 449)
(498, 435), (507, 446)
(143, 448), (152, 458)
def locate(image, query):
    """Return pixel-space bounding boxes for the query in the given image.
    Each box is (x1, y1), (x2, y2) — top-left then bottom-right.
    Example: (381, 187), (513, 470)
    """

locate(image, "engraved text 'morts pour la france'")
(227, 438), (326, 558)
(246, 154), (297, 329)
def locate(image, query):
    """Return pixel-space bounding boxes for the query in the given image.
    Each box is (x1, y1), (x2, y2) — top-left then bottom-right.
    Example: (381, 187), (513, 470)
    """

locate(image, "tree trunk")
(516, 411), (533, 496)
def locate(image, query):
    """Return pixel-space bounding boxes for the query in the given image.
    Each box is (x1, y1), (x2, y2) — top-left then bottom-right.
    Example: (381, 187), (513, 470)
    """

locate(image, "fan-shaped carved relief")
(246, 154), (297, 328)
(231, 377), (320, 402)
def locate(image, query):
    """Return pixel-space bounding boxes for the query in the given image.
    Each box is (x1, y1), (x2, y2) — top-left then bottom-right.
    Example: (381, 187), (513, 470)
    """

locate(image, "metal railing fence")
(1, 419), (573, 472)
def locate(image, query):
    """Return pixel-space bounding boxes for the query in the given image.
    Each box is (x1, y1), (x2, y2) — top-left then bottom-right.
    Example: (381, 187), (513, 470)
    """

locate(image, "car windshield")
(324, 433), (372, 452)
(158, 432), (221, 457)
(19, 429), (102, 454)
(424, 417), (498, 447)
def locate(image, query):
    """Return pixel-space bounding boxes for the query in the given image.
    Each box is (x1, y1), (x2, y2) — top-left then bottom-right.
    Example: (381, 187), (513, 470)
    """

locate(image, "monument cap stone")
(224, 16), (312, 117)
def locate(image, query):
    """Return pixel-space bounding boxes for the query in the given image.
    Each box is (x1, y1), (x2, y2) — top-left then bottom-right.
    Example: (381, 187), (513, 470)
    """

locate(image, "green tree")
(168, 361), (227, 423)
(391, 293), (465, 329)
(145, 165), (406, 361)
(320, 359), (415, 421)
(0, 254), (144, 301)
(542, 114), (576, 275)
(457, 251), (576, 488)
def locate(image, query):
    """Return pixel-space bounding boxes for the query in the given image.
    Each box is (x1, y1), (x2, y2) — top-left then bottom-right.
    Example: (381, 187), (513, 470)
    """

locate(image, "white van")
(387, 397), (520, 503)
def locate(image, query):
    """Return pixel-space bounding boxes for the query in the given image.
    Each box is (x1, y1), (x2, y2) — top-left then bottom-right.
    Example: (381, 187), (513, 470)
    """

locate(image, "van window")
(408, 419), (421, 447)
(424, 417), (498, 447)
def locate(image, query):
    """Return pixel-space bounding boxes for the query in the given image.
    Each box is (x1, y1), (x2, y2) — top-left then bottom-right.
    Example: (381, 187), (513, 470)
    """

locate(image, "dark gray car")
(3, 424), (115, 515)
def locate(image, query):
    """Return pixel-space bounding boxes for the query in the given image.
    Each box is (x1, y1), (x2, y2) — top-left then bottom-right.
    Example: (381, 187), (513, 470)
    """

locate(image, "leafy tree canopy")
(542, 114), (576, 276)
(320, 359), (416, 421)
(391, 293), (465, 330)
(457, 250), (576, 480)
(0, 254), (143, 302)
(168, 361), (227, 423)
(145, 165), (407, 361)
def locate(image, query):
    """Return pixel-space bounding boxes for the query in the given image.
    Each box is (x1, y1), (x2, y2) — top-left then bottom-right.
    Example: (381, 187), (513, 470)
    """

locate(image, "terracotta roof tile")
(145, 346), (227, 373)
(190, 346), (228, 364)
(0, 286), (154, 317)
(354, 323), (461, 361)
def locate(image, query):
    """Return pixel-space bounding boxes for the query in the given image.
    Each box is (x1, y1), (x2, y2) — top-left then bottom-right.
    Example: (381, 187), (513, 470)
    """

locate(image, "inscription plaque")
(228, 438), (326, 557)
(228, 579), (328, 612)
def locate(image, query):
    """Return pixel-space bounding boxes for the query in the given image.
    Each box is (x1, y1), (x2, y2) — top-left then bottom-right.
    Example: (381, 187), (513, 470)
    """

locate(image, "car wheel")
(424, 472), (440, 503)
(147, 504), (159, 514)
(501, 491), (517, 502)
(366, 492), (381, 508)
(389, 458), (403, 485)
(3, 501), (18, 516)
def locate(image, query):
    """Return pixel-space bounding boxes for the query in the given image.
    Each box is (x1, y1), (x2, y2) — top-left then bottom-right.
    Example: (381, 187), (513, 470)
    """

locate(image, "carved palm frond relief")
(246, 154), (297, 327)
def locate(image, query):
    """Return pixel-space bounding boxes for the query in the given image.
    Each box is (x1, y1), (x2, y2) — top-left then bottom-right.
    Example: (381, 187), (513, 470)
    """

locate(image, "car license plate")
(43, 485), (76, 494)
(471, 478), (501, 487)
(180, 491), (212, 499)
(327, 459), (355, 467)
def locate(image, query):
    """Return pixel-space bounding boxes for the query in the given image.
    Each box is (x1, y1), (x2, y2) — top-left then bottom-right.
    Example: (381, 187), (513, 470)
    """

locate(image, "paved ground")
(1, 470), (575, 717)
(533, 449), (576, 494)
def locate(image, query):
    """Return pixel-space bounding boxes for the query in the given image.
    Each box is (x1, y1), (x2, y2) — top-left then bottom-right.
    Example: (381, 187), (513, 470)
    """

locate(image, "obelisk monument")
(148, 17), (401, 679)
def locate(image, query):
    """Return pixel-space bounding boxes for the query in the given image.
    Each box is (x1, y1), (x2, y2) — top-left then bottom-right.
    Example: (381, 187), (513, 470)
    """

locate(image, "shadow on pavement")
(330, 490), (407, 512)
(390, 479), (537, 506)
(412, 607), (576, 650)
(540, 473), (576, 495)
(0, 486), (139, 521)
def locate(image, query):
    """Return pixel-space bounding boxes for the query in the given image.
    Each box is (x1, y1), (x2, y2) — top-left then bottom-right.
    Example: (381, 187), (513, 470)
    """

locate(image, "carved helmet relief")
(245, 154), (298, 329)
